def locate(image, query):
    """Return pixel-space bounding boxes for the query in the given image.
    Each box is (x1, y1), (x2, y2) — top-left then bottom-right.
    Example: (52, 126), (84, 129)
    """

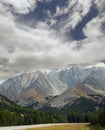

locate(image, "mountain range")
(0, 64), (105, 109)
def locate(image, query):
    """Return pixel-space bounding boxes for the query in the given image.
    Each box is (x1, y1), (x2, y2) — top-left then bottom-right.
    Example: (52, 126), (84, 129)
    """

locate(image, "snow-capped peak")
(86, 62), (105, 69)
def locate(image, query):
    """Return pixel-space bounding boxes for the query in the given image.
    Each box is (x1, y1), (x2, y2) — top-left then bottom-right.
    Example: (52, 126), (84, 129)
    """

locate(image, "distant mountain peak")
(0, 63), (105, 109)
(85, 62), (105, 69)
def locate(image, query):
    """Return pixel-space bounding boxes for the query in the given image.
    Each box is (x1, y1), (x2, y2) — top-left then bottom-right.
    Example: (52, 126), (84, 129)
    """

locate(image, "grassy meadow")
(81, 125), (105, 130)
(23, 124), (89, 130)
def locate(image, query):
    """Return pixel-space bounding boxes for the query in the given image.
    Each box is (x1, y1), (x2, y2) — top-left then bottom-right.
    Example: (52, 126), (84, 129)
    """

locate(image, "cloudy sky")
(0, 0), (105, 81)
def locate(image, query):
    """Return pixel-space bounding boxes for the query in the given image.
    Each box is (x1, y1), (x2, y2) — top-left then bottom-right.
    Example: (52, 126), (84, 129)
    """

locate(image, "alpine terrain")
(0, 64), (105, 109)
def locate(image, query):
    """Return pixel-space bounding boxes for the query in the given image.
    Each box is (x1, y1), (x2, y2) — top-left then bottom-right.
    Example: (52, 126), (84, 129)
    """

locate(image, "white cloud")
(83, 13), (105, 39)
(95, 0), (105, 12)
(52, 0), (93, 33)
(0, 0), (105, 80)
(0, 0), (37, 14)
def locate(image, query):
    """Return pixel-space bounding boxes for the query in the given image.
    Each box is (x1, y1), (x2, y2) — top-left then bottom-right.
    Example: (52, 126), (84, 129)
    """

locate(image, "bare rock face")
(0, 64), (105, 109)
(48, 83), (102, 108)
(0, 71), (58, 107)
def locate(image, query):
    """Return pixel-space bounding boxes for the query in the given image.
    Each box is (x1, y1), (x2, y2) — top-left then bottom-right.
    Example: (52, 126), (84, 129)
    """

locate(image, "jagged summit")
(0, 63), (105, 108)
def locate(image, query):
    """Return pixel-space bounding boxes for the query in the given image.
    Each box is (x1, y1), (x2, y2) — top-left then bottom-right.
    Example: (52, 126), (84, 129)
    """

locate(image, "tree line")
(0, 103), (60, 126)
(68, 113), (90, 123)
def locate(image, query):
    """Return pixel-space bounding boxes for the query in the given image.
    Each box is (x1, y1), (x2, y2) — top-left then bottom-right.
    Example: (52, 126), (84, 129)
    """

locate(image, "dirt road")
(0, 123), (89, 130)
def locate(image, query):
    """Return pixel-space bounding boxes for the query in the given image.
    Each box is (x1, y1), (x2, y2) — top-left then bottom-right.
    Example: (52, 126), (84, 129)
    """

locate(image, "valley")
(0, 0), (105, 129)
(0, 64), (105, 128)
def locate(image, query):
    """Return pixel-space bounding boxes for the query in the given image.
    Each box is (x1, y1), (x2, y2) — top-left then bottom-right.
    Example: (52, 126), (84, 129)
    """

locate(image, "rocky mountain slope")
(48, 83), (104, 108)
(0, 71), (59, 108)
(0, 64), (105, 108)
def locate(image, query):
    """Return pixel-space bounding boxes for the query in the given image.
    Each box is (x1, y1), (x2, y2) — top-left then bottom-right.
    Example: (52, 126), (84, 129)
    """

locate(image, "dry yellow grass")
(24, 123), (88, 130)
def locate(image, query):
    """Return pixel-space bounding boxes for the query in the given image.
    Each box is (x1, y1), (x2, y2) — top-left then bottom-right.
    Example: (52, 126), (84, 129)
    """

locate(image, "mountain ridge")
(0, 63), (105, 109)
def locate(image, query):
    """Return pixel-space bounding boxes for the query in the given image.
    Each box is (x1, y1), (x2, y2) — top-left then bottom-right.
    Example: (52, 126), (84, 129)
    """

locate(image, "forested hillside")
(1, 94), (105, 127)
(0, 95), (60, 126)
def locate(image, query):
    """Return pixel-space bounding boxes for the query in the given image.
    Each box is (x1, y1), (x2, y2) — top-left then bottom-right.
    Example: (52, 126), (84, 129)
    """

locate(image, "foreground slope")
(0, 95), (60, 126)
